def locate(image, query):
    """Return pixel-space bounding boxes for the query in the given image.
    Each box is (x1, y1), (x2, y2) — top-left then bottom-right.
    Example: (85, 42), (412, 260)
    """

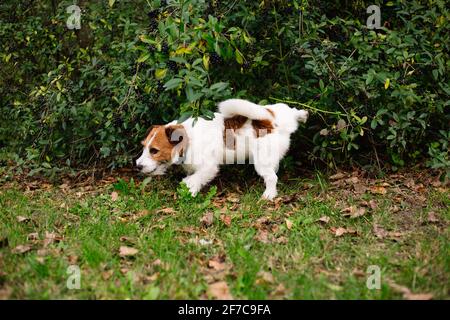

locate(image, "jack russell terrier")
(136, 99), (308, 200)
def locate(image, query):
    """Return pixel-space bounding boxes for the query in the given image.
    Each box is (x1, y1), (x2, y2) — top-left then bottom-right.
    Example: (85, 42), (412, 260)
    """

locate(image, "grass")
(0, 168), (448, 299)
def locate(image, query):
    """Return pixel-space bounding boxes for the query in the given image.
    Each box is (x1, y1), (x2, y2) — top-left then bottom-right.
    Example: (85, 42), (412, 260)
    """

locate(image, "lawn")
(0, 168), (448, 299)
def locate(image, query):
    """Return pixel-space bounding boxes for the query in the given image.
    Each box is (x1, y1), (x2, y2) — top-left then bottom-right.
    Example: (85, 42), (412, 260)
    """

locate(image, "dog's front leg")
(182, 165), (219, 196)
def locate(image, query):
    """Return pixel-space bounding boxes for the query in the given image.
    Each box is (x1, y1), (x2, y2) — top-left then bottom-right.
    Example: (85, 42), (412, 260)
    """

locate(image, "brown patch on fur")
(224, 115), (248, 149)
(142, 125), (187, 162)
(252, 119), (273, 137)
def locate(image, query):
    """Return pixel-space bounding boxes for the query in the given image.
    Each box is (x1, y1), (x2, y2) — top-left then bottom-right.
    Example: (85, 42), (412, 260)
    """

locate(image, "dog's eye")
(149, 148), (159, 155)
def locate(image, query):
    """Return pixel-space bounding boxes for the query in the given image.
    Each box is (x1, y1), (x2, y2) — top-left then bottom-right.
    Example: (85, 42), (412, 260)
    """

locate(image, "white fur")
(136, 99), (308, 200)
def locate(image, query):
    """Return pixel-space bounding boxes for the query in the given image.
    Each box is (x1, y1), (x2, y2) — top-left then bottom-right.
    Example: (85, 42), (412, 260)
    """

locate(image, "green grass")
(0, 171), (448, 299)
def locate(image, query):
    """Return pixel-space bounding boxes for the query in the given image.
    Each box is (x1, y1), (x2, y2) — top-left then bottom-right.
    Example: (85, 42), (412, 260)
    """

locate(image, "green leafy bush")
(0, 0), (448, 176)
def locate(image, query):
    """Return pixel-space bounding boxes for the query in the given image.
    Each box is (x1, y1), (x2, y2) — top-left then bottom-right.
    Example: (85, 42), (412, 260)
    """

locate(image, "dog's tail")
(218, 99), (273, 120)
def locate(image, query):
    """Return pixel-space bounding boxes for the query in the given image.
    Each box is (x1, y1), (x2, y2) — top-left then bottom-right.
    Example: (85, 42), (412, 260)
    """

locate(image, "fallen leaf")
(318, 216), (330, 224)
(200, 211), (214, 227)
(340, 206), (366, 218)
(334, 227), (347, 237)
(119, 246), (138, 257)
(331, 227), (357, 237)
(67, 255), (78, 264)
(226, 194), (240, 203)
(427, 211), (439, 223)
(157, 207), (176, 215)
(12, 244), (32, 254)
(220, 214), (231, 227)
(370, 186), (387, 195)
(285, 219), (293, 230)
(404, 293), (434, 300)
(256, 271), (274, 284)
(207, 281), (233, 300)
(208, 257), (227, 272)
(330, 172), (346, 180)
(102, 270), (114, 280)
(16, 216), (30, 223)
(27, 232), (39, 241)
(111, 191), (119, 201)
(43, 231), (62, 247)
(373, 224), (404, 240)
(254, 229), (271, 243)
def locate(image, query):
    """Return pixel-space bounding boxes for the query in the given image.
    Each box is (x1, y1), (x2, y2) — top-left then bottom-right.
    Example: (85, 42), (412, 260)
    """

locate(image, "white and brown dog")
(136, 99), (308, 200)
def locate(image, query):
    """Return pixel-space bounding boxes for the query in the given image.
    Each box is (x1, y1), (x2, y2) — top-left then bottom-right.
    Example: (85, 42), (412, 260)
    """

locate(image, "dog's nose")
(136, 164), (143, 171)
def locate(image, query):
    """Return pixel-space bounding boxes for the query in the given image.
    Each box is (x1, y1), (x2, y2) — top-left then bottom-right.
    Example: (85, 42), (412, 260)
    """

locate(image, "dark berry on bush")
(160, 0), (167, 8)
(243, 61), (251, 69)
(161, 43), (169, 54)
(148, 45), (155, 53)
(167, 60), (178, 72)
(156, 81), (165, 94)
(147, 10), (158, 19)
(149, 20), (158, 31)
(210, 52), (222, 65)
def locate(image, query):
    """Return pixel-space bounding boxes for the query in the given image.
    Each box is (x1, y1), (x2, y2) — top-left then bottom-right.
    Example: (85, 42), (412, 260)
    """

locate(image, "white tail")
(218, 99), (273, 120)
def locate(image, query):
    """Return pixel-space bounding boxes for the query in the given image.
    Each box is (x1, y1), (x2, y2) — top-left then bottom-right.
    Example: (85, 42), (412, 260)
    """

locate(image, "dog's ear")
(165, 125), (185, 145)
(141, 125), (161, 146)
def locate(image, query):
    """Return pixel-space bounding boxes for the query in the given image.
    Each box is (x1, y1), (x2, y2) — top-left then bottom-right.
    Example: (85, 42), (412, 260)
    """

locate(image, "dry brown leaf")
(330, 172), (346, 180)
(285, 219), (293, 230)
(27, 232), (39, 241)
(12, 244), (32, 254)
(331, 227), (357, 237)
(16, 216), (30, 223)
(318, 216), (330, 224)
(102, 270), (114, 280)
(226, 193), (240, 203)
(157, 207), (176, 215)
(208, 259), (227, 272)
(111, 191), (119, 201)
(119, 246), (138, 257)
(341, 206), (366, 218)
(207, 281), (233, 300)
(43, 231), (62, 247)
(370, 186), (387, 195)
(200, 211), (214, 227)
(404, 293), (434, 300)
(427, 211), (439, 223)
(220, 214), (231, 227)
(254, 229), (271, 243)
(256, 271), (274, 284)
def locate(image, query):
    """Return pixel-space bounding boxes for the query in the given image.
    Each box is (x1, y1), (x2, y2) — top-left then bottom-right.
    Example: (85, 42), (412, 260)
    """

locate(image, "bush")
(0, 0), (448, 177)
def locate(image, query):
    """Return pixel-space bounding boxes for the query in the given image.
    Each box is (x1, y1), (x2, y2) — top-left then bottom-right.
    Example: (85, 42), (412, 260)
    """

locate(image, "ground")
(0, 167), (448, 299)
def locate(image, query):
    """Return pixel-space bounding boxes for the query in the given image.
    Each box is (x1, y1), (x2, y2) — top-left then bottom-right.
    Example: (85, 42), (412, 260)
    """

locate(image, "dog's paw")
(261, 189), (277, 201)
(182, 176), (201, 196)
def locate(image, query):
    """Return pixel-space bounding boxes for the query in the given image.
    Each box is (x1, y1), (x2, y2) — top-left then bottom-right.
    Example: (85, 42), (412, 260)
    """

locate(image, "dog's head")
(136, 124), (187, 175)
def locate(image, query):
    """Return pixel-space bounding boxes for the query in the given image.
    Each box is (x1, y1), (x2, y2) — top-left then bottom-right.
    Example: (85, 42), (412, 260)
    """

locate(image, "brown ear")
(141, 125), (161, 146)
(165, 125), (185, 145)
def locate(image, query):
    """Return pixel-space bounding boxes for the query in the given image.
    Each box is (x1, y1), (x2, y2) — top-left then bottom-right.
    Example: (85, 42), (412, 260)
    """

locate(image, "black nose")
(136, 165), (143, 171)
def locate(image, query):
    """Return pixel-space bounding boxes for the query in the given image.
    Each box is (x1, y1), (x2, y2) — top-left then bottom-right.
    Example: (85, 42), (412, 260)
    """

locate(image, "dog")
(136, 99), (308, 200)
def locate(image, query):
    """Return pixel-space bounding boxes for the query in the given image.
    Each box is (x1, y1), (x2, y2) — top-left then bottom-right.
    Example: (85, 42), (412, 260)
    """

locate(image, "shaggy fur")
(136, 99), (308, 200)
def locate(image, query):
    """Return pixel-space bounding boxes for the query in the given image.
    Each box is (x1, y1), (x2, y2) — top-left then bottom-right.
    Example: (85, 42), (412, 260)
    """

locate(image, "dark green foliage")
(0, 0), (448, 175)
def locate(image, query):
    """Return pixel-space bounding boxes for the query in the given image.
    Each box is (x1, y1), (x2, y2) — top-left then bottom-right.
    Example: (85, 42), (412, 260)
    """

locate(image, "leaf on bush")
(155, 68), (167, 80)
(164, 78), (183, 90)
